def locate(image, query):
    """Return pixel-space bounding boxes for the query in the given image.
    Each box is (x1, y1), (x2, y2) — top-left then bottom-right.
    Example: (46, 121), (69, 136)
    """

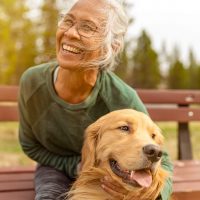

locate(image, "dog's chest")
(69, 184), (112, 200)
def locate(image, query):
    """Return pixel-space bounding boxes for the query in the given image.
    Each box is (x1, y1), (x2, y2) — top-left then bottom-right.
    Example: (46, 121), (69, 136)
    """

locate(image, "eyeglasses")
(58, 14), (98, 38)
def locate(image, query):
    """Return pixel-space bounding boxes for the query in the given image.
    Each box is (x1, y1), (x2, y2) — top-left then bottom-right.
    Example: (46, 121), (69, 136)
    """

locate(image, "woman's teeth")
(62, 44), (81, 54)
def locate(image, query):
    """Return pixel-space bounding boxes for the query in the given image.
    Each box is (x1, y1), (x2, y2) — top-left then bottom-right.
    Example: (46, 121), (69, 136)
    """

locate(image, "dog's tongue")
(130, 170), (152, 188)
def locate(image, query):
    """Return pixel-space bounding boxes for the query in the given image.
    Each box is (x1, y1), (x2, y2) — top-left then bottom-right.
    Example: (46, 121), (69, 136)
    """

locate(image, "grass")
(158, 122), (200, 160)
(0, 122), (35, 167)
(0, 121), (200, 167)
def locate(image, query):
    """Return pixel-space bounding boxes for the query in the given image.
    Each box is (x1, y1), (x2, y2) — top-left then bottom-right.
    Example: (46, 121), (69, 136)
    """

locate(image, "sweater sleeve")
(18, 79), (80, 178)
(158, 151), (173, 200)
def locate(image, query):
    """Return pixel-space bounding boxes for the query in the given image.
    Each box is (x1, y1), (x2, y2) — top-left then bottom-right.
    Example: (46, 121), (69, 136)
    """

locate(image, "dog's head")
(81, 109), (165, 189)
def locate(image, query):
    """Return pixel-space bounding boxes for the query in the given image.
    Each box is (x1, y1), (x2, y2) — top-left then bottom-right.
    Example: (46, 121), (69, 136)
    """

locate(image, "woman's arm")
(159, 151), (173, 200)
(18, 83), (80, 178)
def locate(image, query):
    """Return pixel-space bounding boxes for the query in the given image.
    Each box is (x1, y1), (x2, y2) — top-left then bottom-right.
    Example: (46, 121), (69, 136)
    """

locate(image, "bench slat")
(0, 191), (35, 200)
(173, 161), (200, 182)
(173, 161), (200, 192)
(148, 107), (200, 122)
(173, 181), (200, 192)
(0, 181), (34, 192)
(174, 160), (200, 167)
(174, 173), (200, 182)
(0, 173), (34, 182)
(0, 166), (35, 174)
(137, 89), (200, 104)
(0, 105), (19, 121)
(0, 86), (18, 101)
(1, 105), (200, 122)
(1, 87), (200, 104)
(173, 192), (200, 200)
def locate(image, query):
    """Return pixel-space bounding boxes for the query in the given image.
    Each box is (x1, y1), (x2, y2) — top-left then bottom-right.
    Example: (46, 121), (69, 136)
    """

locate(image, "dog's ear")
(81, 118), (104, 171)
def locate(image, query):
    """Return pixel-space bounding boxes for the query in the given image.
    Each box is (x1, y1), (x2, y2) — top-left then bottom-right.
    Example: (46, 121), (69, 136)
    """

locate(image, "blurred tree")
(158, 41), (170, 88)
(187, 49), (200, 89)
(197, 66), (200, 89)
(114, 2), (134, 82)
(0, 0), (37, 84)
(1, 0), (200, 87)
(36, 0), (59, 63)
(114, 41), (129, 81)
(129, 30), (161, 88)
(167, 47), (188, 89)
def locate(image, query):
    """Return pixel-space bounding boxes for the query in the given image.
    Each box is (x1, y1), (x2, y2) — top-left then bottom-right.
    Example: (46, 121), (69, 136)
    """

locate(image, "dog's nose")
(143, 144), (163, 162)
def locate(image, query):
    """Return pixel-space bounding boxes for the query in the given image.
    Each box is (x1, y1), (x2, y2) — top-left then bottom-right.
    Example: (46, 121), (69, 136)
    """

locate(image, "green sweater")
(18, 62), (172, 199)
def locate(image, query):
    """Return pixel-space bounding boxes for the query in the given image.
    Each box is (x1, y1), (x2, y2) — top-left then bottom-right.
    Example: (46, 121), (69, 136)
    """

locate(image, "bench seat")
(1, 86), (200, 199)
(1, 161), (200, 200)
(0, 167), (35, 200)
(173, 160), (200, 200)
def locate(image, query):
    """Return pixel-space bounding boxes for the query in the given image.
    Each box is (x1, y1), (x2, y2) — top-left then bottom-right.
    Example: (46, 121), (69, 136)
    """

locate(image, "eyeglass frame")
(57, 13), (99, 38)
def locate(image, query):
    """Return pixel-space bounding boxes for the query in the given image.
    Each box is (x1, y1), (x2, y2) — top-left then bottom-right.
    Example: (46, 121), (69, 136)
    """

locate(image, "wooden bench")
(137, 89), (200, 160)
(1, 162), (200, 200)
(0, 85), (200, 200)
(0, 85), (19, 121)
(173, 160), (200, 200)
(0, 167), (35, 200)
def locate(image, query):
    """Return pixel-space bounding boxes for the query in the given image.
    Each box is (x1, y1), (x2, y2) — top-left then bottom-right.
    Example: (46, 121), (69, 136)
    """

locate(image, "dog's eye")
(119, 125), (130, 132)
(152, 133), (156, 139)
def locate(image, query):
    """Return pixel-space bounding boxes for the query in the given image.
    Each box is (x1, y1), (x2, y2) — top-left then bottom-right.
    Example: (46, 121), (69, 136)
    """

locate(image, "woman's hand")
(76, 162), (82, 175)
(100, 176), (128, 200)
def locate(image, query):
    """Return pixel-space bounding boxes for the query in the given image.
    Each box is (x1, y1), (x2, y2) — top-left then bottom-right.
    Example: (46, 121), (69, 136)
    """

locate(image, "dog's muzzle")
(109, 159), (152, 188)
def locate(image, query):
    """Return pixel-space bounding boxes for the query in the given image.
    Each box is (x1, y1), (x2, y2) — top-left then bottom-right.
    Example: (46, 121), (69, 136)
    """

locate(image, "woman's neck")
(54, 67), (99, 104)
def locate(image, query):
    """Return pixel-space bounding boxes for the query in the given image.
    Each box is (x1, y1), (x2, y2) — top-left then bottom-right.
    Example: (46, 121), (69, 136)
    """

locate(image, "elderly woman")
(18, 0), (173, 199)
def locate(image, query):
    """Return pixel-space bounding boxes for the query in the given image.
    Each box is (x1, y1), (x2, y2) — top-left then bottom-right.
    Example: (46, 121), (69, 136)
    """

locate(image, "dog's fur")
(67, 109), (169, 200)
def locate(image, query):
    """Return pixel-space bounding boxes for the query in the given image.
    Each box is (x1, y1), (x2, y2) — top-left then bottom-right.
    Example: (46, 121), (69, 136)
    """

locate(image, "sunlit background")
(0, 0), (200, 89)
(0, 0), (200, 168)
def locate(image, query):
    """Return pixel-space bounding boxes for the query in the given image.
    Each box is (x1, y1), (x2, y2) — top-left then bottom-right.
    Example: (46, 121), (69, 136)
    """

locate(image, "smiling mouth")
(109, 159), (152, 188)
(62, 44), (82, 54)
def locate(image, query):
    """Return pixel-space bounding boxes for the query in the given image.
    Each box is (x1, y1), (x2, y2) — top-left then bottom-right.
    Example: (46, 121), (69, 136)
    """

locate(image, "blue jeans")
(34, 165), (74, 200)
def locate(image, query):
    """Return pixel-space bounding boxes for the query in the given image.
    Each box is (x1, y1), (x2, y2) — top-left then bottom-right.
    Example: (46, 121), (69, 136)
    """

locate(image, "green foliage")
(0, 0), (59, 84)
(114, 41), (130, 82)
(114, 2), (134, 82)
(168, 60), (188, 89)
(0, 0), (200, 88)
(187, 50), (200, 89)
(0, 0), (38, 84)
(197, 67), (200, 88)
(36, 0), (59, 63)
(167, 47), (188, 89)
(130, 30), (161, 88)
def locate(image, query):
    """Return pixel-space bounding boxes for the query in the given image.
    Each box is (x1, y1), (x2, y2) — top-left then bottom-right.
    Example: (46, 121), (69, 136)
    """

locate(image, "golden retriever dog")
(67, 109), (169, 200)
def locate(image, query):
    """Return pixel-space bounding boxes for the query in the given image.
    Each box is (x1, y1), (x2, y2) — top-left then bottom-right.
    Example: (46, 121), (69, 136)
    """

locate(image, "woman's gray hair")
(98, 0), (129, 71)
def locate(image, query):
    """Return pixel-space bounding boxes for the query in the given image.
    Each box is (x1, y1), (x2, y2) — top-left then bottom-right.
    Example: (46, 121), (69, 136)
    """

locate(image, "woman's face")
(56, 0), (107, 70)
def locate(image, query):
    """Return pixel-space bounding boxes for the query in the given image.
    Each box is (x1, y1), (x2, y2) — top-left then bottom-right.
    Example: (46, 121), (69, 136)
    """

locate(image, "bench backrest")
(137, 89), (200, 122)
(0, 85), (200, 160)
(0, 86), (200, 122)
(136, 89), (200, 160)
(0, 86), (18, 121)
